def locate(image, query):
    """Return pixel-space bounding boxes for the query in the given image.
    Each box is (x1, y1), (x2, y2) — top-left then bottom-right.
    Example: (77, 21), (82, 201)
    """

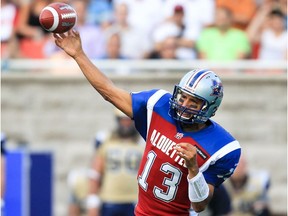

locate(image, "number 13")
(138, 151), (183, 202)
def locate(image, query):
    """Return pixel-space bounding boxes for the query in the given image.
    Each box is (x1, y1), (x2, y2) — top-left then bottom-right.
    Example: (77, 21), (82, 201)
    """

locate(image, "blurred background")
(1, 0), (287, 215)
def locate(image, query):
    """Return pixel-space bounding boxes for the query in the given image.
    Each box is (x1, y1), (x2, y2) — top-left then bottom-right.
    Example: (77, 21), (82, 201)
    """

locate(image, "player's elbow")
(102, 94), (111, 102)
(99, 89), (114, 103)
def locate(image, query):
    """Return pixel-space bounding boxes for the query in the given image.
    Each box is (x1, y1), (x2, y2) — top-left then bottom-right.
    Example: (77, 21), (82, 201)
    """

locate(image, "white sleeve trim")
(199, 140), (241, 172)
(146, 90), (169, 137)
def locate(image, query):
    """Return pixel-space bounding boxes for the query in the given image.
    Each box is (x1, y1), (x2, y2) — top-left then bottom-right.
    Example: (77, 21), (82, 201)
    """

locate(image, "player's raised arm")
(53, 30), (132, 118)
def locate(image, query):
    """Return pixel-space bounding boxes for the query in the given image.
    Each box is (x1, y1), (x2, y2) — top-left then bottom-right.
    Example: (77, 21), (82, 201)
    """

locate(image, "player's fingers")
(174, 144), (197, 159)
(173, 145), (186, 155)
(54, 39), (61, 47)
(73, 29), (79, 34)
(176, 142), (189, 148)
(176, 149), (188, 159)
(73, 29), (80, 37)
(54, 33), (64, 41)
(178, 143), (197, 153)
(53, 33), (60, 39)
(58, 33), (66, 39)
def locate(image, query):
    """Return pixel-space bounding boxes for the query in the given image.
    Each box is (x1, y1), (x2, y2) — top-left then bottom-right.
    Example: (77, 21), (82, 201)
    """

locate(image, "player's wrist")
(187, 166), (199, 179)
(187, 172), (209, 203)
(73, 50), (85, 61)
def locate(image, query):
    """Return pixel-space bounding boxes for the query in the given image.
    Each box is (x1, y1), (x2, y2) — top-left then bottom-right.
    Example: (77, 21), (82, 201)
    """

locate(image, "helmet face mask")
(169, 69), (223, 124)
(174, 87), (207, 119)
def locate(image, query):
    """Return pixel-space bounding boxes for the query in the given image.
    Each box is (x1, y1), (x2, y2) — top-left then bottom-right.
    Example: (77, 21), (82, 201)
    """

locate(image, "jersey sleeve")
(131, 89), (159, 140)
(204, 148), (241, 187)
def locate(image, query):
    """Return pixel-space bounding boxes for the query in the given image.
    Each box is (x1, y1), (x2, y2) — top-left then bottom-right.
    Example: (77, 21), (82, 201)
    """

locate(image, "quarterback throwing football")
(54, 30), (241, 216)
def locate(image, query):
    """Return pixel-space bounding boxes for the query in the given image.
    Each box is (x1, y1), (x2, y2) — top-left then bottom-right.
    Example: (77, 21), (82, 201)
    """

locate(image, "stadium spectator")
(246, 3), (287, 60)
(101, 30), (127, 59)
(147, 36), (178, 59)
(225, 155), (272, 216)
(216, 0), (257, 30)
(1, 0), (19, 61)
(196, 6), (251, 61)
(275, 0), (287, 29)
(257, 0), (287, 29)
(86, 0), (113, 26)
(15, 0), (51, 58)
(86, 109), (143, 216)
(112, 0), (163, 55)
(161, 0), (215, 39)
(105, 2), (152, 59)
(152, 5), (197, 60)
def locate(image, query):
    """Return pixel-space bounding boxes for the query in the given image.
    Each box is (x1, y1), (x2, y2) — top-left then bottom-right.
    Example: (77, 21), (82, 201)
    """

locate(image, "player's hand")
(53, 29), (84, 59)
(174, 143), (199, 176)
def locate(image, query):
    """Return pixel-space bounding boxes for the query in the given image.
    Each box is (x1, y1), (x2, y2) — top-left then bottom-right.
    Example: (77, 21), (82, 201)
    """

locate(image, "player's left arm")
(174, 143), (214, 212)
(175, 139), (240, 212)
(191, 184), (214, 212)
(187, 146), (240, 212)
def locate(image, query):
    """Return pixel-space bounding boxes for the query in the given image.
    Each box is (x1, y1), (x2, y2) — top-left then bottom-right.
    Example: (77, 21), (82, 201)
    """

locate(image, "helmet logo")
(210, 80), (223, 97)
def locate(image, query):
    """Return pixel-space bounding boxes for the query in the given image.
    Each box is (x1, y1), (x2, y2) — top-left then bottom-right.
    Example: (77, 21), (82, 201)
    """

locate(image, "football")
(39, 2), (77, 34)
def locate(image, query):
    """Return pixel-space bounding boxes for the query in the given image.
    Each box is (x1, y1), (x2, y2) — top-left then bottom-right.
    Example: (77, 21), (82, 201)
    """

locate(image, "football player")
(225, 155), (271, 216)
(86, 109), (143, 216)
(54, 30), (241, 216)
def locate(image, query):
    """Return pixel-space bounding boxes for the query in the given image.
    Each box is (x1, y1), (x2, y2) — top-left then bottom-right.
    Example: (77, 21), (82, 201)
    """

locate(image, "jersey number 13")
(138, 151), (183, 202)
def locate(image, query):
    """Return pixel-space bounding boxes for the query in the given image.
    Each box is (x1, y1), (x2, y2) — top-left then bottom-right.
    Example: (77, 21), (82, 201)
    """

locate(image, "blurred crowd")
(1, 0), (287, 62)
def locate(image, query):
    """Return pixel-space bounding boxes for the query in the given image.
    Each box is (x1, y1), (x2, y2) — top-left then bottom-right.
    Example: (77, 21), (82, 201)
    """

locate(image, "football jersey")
(131, 89), (241, 216)
(97, 134), (144, 203)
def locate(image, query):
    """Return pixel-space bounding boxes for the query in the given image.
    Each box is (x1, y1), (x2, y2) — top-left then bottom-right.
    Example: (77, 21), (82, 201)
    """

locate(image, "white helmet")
(169, 69), (223, 124)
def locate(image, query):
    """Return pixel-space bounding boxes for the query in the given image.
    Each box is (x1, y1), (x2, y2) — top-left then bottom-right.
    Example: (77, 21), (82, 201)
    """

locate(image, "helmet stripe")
(192, 71), (211, 89)
(186, 69), (210, 90)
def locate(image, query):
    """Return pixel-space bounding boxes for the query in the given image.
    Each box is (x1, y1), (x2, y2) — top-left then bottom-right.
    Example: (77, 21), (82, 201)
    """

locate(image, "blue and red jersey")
(131, 89), (241, 216)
